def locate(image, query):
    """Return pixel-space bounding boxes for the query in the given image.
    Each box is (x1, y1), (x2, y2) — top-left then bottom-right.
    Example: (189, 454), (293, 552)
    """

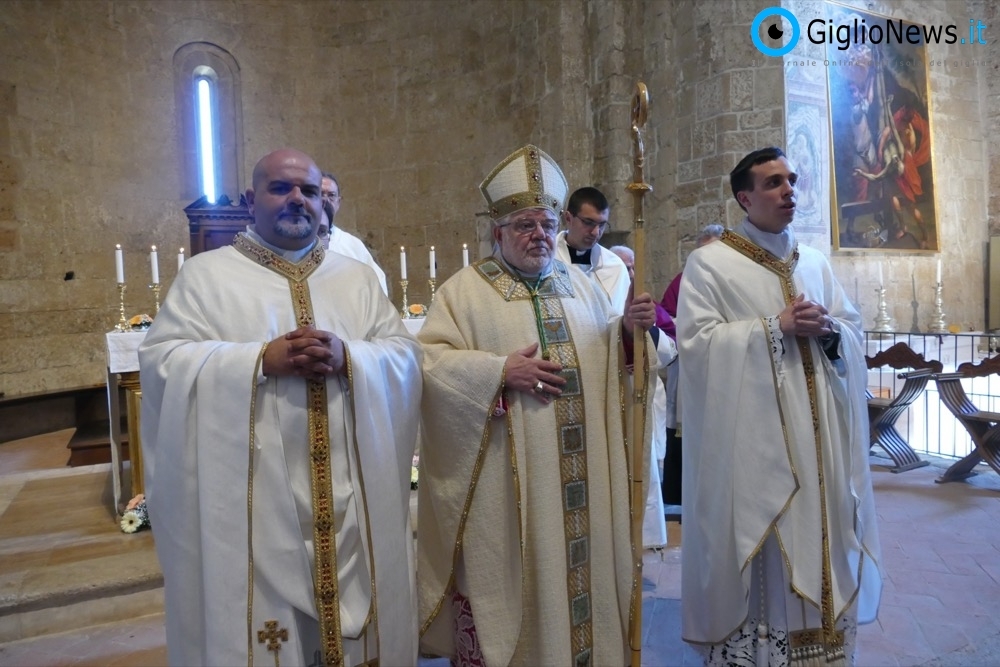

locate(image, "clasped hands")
(779, 293), (834, 338)
(262, 326), (346, 382)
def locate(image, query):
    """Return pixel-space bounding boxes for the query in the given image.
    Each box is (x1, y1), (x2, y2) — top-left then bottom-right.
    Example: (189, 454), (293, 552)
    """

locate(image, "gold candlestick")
(113, 282), (130, 332)
(150, 282), (161, 314)
(428, 278), (437, 306)
(399, 279), (410, 318)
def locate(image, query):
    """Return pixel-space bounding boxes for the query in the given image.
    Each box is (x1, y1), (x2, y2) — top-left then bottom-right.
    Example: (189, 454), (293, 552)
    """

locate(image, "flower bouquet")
(411, 453), (420, 490)
(120, 493), (150, 533)
(408, 304), (427, 318)
(128, 313), (154, 330)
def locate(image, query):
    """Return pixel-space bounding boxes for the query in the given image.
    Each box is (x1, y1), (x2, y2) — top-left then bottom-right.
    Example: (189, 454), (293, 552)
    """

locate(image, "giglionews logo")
(751, 7), (801, 56)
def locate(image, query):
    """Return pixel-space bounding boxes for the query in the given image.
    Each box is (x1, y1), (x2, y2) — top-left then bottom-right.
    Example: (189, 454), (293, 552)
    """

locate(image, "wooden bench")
(865, 342), (942, 473)
(932, 354), (1000, 483)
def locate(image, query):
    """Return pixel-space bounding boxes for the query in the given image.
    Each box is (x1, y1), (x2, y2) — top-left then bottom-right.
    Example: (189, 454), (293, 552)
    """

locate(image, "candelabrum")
(428, 278), (437, 306)
(871, 285), (895, 336)
(909, 294), (921, 333)
(150, 282), (161, 314)
(113, 283), (130, 332)
(927, 282), (948, 334)
(399, 279), (410, 318)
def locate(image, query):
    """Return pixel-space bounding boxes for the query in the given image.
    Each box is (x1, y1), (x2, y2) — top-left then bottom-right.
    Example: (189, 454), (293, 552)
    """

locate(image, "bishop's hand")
(504, 342), (566, 404)
(623, 282), (656, 333)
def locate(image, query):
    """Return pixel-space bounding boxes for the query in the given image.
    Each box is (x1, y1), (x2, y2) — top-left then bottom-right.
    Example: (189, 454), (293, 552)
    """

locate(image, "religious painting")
(826, 2), (938, 251)
(786, 96), (831, 242)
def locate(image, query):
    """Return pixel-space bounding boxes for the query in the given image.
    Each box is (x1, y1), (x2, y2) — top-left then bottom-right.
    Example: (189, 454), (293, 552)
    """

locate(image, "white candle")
(877, 261), (883, 286)
(429, 246), (436, 279)
(150, 245), (160, 284)
(936, 259), (942, 284)
(177, 247), (185, 270)
(462, 243), (469, 267)
(115, 244), (124, 283)
(400, 246), (407, 280)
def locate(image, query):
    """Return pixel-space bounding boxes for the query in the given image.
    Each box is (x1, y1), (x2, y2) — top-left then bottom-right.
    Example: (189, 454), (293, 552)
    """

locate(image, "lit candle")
(462, 243), (469, 267)
(936, 259), (942, 284)
(115, 244), (124, 283)
(400, 246), (407, 280)
(150, 245), (160, 284)
(877, 261), (883, 286)
(429, 246), (436, 279)
(177, 247), (185, 270)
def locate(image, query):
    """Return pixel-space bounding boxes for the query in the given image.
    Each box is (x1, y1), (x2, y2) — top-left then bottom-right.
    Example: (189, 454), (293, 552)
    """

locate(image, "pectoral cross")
(257, 620), (289, 667)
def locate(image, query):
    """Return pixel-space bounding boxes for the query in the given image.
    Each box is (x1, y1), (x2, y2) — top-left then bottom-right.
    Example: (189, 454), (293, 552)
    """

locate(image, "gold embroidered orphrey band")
(720, 231), (845, 660)
(235, 235), (352, 667)
(477, 258), (594, 665)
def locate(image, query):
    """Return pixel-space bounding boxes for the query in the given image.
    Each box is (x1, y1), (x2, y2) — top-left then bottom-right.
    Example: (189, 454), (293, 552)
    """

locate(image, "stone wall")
(643, 0), (781, 290)
(638, 0), (992, 333)
(0, 0), (996, 397)
(0, 0), (593, 396)
(817, 0), (990, 332)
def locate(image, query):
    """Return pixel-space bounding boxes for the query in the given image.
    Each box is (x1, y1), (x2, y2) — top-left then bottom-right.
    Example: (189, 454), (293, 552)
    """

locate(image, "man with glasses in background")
(415, 145), (658, 666)
(555, 186), (630, 309)
(318, 171), (389, 295)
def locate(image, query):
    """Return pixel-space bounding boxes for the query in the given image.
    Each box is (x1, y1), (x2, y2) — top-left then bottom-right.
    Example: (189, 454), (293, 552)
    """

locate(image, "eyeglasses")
(322, 192), (342, 201)
(573, 213), (608, 232)
(499, 217), (559, 236)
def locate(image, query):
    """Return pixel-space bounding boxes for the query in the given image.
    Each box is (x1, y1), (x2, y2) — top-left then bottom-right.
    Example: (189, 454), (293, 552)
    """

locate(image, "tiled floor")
(1, 430), (1000, 666)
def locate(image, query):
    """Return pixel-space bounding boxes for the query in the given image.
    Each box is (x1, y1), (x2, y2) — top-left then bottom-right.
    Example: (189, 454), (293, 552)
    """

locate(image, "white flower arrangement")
(120, 493), (150, 534)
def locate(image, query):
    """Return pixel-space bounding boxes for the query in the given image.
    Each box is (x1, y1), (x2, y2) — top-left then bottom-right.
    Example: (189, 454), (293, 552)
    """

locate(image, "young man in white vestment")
(677, 147), (882, 666)
(139, 148), (421, 667)
(416, 144), (658, 667)
(555, 186), (631, 309)
(318, 172), (389, 295)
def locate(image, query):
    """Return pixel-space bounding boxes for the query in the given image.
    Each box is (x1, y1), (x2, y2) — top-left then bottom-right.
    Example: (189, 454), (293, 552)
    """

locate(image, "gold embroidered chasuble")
(676, 229), (882, 663)
(234, 235), (351, 666)
(139, 235), (421, 667)
(417, 257), (654, 667)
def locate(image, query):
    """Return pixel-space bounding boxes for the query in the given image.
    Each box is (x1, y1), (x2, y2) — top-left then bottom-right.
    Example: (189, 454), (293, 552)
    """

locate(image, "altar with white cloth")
(104, 330), (147, 517)
(402, 317), (425, 336)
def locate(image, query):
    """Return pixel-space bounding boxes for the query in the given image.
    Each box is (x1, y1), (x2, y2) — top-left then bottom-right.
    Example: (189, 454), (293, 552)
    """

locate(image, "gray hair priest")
(416, 144), (658, 666)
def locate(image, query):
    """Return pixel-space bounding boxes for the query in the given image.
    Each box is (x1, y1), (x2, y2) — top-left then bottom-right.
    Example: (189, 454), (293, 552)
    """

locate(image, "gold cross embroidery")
(257, 620), (289, 667)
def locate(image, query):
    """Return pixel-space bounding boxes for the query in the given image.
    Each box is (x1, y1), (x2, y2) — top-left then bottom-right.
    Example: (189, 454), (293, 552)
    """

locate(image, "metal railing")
(864, 331), (1000, 460)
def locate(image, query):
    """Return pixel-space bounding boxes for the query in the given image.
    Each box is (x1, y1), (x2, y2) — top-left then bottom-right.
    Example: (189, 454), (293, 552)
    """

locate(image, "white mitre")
(479, 144), (569, 220)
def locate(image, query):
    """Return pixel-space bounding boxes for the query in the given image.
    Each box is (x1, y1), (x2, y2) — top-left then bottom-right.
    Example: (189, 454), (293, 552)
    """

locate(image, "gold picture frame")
(826, 2), (938, 251)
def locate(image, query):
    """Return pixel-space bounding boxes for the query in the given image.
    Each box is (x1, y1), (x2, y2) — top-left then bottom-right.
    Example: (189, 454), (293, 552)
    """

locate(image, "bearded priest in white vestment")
(416, 145), (658, 667)
(140, 148), (420, 667)
(677, 148), (882, 666)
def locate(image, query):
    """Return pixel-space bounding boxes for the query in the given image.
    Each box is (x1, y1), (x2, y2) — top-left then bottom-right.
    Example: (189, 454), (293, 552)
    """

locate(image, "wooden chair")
(865, 342), (942, 473)
(932, 354), (1000, 483)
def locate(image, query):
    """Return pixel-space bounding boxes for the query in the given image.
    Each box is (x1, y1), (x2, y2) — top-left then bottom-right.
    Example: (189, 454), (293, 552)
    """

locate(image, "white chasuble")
(416, 257), (654, 667)
(554, 231), (631, 310)
(140, 235), (421, 667)
(677, 230), (882, 659)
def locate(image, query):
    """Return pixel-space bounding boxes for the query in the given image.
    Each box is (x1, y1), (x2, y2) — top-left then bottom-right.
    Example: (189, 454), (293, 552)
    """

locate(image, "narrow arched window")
(174, 43), (243, 203)
(194, 74), (219, 203)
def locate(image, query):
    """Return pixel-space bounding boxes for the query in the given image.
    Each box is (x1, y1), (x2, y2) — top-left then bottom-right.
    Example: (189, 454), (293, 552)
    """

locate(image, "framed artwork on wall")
(826, 2), (938, 251)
